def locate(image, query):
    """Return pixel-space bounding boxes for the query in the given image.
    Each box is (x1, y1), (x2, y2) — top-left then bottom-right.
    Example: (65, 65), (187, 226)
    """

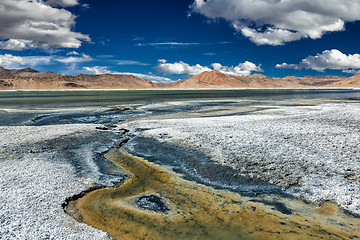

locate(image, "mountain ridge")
(0, 67), (358, 90)
(164, 70), (351, 89)
(0, 68), (157, 90)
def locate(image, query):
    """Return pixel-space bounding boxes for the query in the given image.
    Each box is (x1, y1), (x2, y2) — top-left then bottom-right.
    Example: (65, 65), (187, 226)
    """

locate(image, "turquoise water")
(0, 89), (359, 108)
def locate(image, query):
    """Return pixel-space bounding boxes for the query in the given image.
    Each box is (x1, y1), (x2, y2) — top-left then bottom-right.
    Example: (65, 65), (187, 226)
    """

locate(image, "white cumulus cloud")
(0, 39), (36, 51)
(0, 54), (28, 68)
(67, 51), (80, 56)
(156, 60), (212, 76)
(0, 53), (93, 69)
(156, 60), (262, 76)
(44, 0), (79, 7)
(191, 0), (360, 45)
(83, 66), (173, 83)
(83, 66), (111, 75)
(276, 49), (360, 73)
(211, 62), (262, 76)
(0, 0), (90, 50)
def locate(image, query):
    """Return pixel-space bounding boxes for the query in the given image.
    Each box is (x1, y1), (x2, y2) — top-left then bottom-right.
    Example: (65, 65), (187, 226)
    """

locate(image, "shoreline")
(0, 87), (359, 92)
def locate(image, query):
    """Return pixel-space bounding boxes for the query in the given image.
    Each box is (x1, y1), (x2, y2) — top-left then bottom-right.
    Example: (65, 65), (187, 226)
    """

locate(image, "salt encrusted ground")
(0, 125), (123, 240)
(121, 102), (360, 215)
(1, 99), (359, 239)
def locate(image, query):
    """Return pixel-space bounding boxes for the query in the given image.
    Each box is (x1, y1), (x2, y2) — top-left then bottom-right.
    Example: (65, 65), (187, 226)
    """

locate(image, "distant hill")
(0, 67), (39, 75)
(167, 71), (248, 88)
(0, 67), (158, 90)
(329, 73), (360, 87)
(0, 67), (358, 90)
(165, 70), (347, 89)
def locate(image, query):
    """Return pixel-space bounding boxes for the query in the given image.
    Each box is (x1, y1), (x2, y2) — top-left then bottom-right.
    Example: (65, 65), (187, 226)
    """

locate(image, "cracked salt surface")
(121, 102), (360, 216)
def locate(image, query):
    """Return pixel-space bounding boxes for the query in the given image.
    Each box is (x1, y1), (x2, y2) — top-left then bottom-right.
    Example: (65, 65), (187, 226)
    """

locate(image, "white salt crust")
(121, 103), (360, 215)
(0, 125), (112, 240)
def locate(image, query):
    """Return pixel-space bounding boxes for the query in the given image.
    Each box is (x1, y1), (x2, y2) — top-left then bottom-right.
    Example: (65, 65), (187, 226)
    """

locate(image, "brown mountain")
(0, 67), (39, 75)
(0, 67), (358, 90)
(167, 71), (248, 88)
(165, 71), (347, 89)
(330, 73), (360, 87)
(0, 68), (158, 90)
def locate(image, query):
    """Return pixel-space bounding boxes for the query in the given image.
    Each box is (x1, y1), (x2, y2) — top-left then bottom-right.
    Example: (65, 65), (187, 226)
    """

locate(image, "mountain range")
(0, 67), (359, 90)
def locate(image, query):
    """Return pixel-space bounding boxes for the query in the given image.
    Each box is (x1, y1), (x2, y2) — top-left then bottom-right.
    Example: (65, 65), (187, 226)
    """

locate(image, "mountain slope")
(0, 68), (158, 90)
(166, 71), (347, 89)
(0, 67), (358, 90)
(330, 73), (360, 87)
(168, 71), (249, 88)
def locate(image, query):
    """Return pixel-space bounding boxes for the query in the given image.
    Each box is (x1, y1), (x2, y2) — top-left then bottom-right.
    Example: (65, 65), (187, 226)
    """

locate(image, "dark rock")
(117, 128), (130, 134)
(0, 80), (13, 87)
(96, 126), (109, 130)
(250, 199), (293, 215)
(136, 195), (169, 213)
(63, 82), (86, 88)
(106, 107), (132, 113)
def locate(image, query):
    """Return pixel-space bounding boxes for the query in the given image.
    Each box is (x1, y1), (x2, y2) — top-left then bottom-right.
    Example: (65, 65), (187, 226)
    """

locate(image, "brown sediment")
(313, 201), (339, 217)
(74, 147), (360, 240)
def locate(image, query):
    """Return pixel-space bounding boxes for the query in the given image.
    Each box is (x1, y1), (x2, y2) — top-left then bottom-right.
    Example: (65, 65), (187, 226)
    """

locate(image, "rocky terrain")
(0, 67), (359, 90)
(331, 73), (360, 87)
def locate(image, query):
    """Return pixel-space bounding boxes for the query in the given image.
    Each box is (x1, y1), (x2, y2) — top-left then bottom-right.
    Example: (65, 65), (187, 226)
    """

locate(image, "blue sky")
(1, 0), (360, 82)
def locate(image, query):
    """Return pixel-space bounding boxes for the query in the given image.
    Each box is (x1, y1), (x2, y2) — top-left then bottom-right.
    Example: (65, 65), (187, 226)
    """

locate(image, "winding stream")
(69, 145), (360, 240)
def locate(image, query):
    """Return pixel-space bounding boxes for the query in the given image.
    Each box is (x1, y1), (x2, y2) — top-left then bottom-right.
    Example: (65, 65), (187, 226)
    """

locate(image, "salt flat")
(121, 102), (360, 215)
(1, 94), (360, 239)
(0, 124), (124, 239)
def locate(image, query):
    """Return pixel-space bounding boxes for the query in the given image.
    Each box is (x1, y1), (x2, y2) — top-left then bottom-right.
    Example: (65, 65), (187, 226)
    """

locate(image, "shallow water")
(0, 89), (359, 108)
(125, 137), (284, 197)
(1, 89), (359, 126)
(74, 146), (360, 240)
